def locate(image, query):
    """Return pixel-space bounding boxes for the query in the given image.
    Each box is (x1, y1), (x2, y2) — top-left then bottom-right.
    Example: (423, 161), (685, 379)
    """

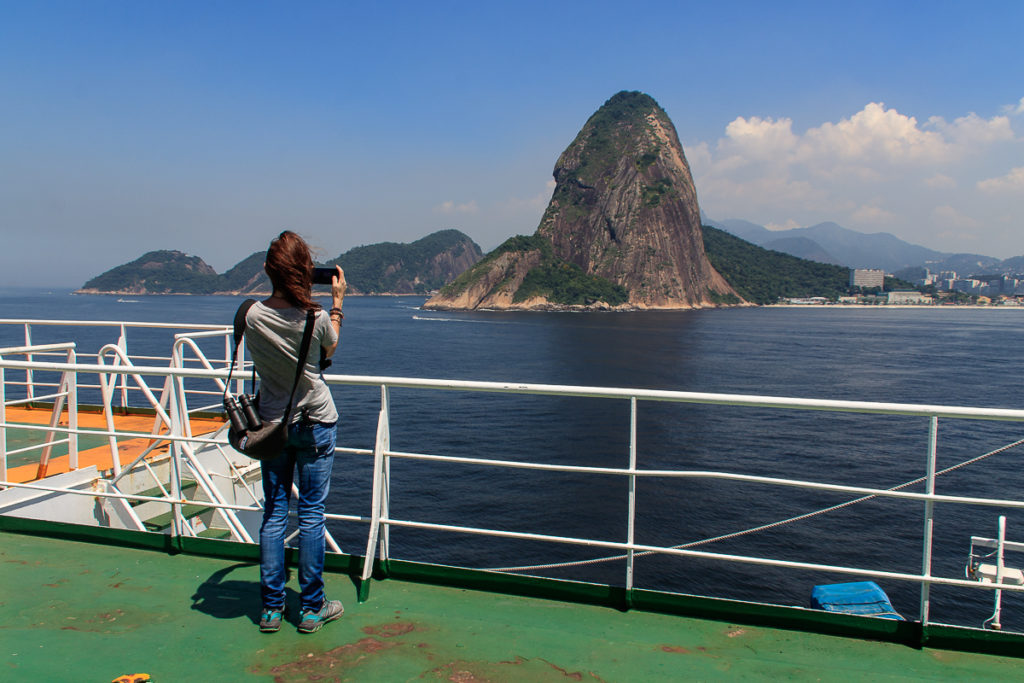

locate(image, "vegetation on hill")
(438, 234), (628, 306)
(328, 229), (480, 294)
(701, 226), (850, 304)
(438, 235), (552, 298)
(515, 260), (628, 305)
(219, 252), (268, 292)
(79, 230), (481, 295)
(82, 251), (221, 294)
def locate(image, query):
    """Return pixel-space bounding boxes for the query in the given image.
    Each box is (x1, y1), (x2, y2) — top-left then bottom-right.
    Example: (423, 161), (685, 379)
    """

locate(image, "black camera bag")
(224, 299), (315, 461)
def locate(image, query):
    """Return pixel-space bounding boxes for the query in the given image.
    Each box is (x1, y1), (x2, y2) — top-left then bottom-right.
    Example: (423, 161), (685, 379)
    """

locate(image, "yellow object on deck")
(4, 406), (225, 484)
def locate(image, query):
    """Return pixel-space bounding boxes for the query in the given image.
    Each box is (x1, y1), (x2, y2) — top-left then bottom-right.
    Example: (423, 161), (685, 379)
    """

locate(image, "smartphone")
(312, 267), (336, 285)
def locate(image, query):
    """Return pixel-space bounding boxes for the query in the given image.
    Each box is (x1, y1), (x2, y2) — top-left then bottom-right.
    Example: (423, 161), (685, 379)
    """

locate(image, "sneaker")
(297, 599), (344, 633)
(259, 608), (283, 633)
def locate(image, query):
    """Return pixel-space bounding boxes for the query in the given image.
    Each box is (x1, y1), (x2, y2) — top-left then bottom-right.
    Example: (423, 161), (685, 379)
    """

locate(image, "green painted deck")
(3, 527), (1024, 682)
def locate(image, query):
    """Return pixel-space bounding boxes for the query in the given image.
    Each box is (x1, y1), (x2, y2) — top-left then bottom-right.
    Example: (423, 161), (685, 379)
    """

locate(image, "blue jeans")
(259, 420), (336, 613)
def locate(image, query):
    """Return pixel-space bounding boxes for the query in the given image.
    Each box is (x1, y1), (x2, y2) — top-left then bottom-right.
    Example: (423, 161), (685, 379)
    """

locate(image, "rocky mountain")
(426, 92), (738, 310)
(77, 230), (482, 295)
(703, 218), (1007, 274)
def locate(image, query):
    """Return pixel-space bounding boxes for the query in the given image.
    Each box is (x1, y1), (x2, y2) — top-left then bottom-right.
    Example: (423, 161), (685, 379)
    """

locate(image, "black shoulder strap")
(233, 298), (258, 351)
(224, 299), (258, 398)
(281, 309), (316, 424)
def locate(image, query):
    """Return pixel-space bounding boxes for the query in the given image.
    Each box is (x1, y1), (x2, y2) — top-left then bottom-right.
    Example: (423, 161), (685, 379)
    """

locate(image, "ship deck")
(4, 524), (1023, 682)
(2, 405), (225, 483)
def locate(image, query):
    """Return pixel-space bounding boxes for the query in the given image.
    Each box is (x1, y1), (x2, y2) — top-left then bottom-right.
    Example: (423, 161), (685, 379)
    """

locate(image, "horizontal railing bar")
(325, 512), (371, 524)
(0, 421), (374, 464)
(5, 359), (1024, 422)
(174, 330), (234, 341)
(970, 538), (1024, 553)
(385, 450), (1024, 509)
(340, 376), (1024, 422)
(0, 343), (77, 354)
(0, 421), (217, 445)
(3, 438), (70, 456)
(382, 517), (1024, 593)
(0, 479), (259, 513)
(0, 318), (228, 331)
(4, 392), (67, 405)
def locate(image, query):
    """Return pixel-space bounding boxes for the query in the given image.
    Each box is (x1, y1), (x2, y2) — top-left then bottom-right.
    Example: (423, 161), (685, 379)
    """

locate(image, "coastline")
(768, 304), (1024, 310)
(65, 290), (1024, 311)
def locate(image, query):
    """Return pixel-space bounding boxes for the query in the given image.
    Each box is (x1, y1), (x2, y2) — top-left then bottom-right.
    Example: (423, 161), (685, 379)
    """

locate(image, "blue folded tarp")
(811, 581), (904, 620)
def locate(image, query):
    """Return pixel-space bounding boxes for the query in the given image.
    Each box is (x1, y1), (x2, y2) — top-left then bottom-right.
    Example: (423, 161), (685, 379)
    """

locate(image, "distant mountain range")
(77, 229), (483, 296)
(703, 217), (1016, 277)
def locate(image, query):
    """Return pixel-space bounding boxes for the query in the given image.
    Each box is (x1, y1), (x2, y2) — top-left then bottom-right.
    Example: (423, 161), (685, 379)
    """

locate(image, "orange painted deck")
(3, 406), (225, 484)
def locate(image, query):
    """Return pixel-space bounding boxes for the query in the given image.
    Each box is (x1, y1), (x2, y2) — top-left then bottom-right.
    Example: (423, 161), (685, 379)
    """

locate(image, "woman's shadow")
(191, 563), (296, 626)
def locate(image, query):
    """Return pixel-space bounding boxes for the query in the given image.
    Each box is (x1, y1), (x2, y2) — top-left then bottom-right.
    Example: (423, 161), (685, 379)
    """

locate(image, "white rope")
(487, 437), (1024, 573)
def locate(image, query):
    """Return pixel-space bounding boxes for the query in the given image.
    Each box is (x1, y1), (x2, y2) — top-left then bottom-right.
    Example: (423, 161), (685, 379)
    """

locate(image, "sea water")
(2, 289), (1023, 629)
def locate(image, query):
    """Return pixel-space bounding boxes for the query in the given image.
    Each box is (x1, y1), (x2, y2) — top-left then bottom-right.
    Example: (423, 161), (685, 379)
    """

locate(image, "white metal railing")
(0, 343), (79, 479)
(3, 342), (1024, 630)
(346, 374), (1024, 630)
(0, 318), (231, 414)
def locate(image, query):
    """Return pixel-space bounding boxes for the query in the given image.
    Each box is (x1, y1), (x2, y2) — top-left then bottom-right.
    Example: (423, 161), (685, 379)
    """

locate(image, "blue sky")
(2, 1), (1022, 287)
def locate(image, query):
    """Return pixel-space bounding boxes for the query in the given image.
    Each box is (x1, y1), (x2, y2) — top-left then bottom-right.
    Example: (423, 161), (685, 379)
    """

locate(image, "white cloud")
(924, 174), (956, 189)
(931, 205), (982, 246)
(434, 200), (479, 215)
(928, 112), (1014, 148)
(497, 179), (555, 215)
(721, 115), (798, 161)
(765, 219), (800, 231)
(977, 167), (1024, 194)
(684, 141), (712, 174)
(851, 205), (896, 224)
(691, 100), (1022, 255)
(1004, 96), (1024, 116)
(932, 205), (980, 230)
(799, 102), (949, 165)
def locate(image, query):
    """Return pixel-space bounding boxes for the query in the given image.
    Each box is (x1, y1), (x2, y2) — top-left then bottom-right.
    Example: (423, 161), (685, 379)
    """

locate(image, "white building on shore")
(887, 290), (930, 304)
(850, 268), (885, 289)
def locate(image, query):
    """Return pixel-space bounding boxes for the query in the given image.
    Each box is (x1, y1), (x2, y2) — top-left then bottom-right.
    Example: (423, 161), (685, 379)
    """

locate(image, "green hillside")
(438, 234), (628, 307)
(327, 229), (482, 294)
(81, 250), (220, 294)
(79, 230), (482, 295)
(702, 225), (850, 304)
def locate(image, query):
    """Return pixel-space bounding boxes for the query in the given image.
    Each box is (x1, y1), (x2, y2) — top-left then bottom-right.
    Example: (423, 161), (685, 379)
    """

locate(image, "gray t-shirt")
(244, 301), (339, 424)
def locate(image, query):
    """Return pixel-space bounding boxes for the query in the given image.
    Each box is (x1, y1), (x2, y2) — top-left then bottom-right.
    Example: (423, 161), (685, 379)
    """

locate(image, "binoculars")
(224, 393), (262, 432)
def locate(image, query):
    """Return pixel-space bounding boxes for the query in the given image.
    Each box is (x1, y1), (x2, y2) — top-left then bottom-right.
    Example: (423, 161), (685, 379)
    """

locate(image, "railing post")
(23, 324), (33, 403)
(989, 515), (1008, 630)
(360, 384), (391, 597)
(919, 416), (939, 628)
(167, 372), (187, 543)
(117, 324), (129, 410)
(66, 348), (78, 470)
(0, 360), (6, 481)
(626, 397), (638, 594)
(98, 356), (121, 476)
(382, 385), (391, 564)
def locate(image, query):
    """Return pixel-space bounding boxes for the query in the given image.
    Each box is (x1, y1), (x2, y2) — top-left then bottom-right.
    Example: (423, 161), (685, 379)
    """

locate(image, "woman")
(244, 231), (346, 634)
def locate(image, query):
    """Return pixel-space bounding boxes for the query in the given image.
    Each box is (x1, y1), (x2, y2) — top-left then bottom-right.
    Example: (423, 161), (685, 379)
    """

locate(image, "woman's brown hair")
(264, 231), (320, 311)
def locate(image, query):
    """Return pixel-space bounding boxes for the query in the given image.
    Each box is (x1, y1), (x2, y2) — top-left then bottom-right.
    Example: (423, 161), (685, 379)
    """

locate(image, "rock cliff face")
(425, 91), (740, 310)
(540, 91), (735, 307)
